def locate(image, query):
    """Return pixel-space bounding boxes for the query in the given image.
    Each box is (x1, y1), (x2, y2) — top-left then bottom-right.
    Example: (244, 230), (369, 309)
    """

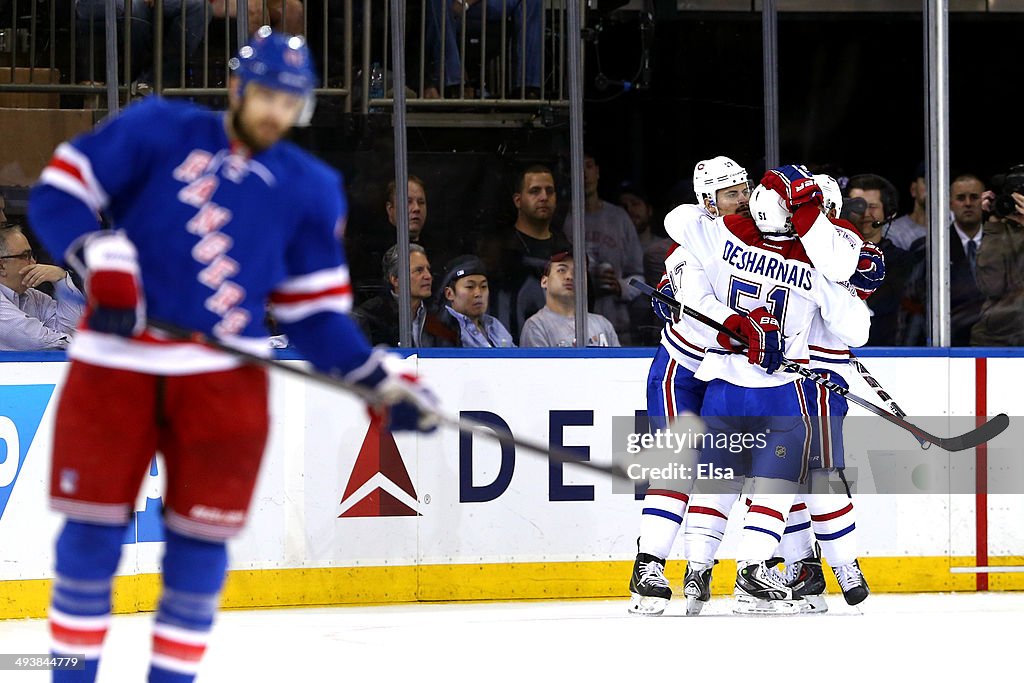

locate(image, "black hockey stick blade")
(925, 413), (1009, 452)
(628, 278), (1010, 452)
(146, 318), (633, 481)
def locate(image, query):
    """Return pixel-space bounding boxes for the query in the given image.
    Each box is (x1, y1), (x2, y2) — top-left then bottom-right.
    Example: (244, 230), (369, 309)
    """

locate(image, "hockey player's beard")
(230, 107), (283, 154)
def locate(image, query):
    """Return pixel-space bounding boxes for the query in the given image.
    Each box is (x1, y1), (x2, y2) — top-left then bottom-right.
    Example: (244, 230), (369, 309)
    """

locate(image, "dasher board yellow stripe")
(2, 555), (1022, 620)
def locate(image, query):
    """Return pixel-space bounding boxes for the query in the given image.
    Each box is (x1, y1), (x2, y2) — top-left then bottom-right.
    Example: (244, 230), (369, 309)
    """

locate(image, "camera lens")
(992, 193), (1017, 219)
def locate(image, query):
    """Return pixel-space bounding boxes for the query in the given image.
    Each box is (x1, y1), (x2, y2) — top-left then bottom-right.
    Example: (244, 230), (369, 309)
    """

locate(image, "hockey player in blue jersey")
(29, 27), (439, 682)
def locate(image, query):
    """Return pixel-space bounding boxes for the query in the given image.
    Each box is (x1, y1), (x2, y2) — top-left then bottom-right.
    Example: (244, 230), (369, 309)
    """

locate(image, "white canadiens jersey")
(664, 205), (870, 388)
(658, 239), (722, 373)
(805, 218), (865, 383)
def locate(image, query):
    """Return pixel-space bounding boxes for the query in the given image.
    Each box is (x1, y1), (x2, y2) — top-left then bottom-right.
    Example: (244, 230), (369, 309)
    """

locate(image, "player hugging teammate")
(630, 162), (884, 616)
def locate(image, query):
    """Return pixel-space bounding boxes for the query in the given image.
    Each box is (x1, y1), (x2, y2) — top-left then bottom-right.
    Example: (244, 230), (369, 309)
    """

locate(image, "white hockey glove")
(68, 231), (146, 337)
(350, 350), (440, 433)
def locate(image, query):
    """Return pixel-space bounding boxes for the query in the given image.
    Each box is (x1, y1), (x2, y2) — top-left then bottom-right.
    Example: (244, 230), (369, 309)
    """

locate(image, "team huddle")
(630, 158), (883, 616)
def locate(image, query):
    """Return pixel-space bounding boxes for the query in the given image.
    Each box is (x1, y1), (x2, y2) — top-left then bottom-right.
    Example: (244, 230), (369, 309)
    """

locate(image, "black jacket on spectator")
(352, 293), (452, 348)
(864, 237), (911, 346)
(948, 224), (985, 346)
(900, 225), (986, 346)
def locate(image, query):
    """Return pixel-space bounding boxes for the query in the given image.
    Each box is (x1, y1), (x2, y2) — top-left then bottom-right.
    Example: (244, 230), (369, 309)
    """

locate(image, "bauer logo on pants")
(0, 385), (56, 523)
(338, 415), (419, 517)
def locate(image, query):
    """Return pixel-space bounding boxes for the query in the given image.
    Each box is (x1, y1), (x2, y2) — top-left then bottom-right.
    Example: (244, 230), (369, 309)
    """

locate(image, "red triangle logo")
(339, 413), (419, 517)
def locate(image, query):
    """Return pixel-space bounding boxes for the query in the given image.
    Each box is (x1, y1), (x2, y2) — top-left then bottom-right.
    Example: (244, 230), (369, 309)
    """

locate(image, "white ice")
(1, 592), (1021, 681)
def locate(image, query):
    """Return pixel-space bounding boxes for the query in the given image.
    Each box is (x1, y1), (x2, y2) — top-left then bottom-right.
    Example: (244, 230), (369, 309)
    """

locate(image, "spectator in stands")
(424, 0), (543, 98)
(616, 181), (670, 287)
(564, 152), (644, 345)
(844, 173), (912, 345)
(347, 174), (445, 304)
(946, 174), (988, 345)
(429, 254), (514, 348)
(211, 0), (304, 35)
(972, 187), (1024, 345)
(520, 252), (619, 347)
(492, 164), (571, 340)
(0, 225), (84, 350)
(886, 161), (928, 251)
(76, 0), (211, 89)
(616, 181), (669, 346)
(901, 173), (988, 346)
(353, 243), (435, 347)
(386, 175), (428, 244)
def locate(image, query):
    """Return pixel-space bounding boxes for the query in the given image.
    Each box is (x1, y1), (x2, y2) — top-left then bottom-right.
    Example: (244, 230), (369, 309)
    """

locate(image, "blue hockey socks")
(50, 520), (126, 683)
(148, 530), (228, 683)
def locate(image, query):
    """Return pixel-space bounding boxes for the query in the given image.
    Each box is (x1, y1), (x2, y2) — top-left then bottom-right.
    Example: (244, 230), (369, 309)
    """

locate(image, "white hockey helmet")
(693, 156), (748, 215)
(749, 183), (793, 235)
(813, 173), (843, 219)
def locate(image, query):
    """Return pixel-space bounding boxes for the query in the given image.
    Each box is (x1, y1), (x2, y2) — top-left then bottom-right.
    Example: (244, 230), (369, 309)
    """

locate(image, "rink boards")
(0, 349), (1021, 618)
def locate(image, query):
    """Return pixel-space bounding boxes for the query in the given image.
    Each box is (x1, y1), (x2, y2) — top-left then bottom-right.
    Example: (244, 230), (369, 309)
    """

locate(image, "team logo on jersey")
(775, 445), (787, 458)
(338, 416), (419, 517)
(0, 385), (56, 524)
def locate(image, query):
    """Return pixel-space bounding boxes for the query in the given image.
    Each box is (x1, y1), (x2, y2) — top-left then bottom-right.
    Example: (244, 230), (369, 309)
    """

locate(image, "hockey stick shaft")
(846, 353), (927, 447)
(146, 319), (632, 481)
(630, 278), (1009, 452)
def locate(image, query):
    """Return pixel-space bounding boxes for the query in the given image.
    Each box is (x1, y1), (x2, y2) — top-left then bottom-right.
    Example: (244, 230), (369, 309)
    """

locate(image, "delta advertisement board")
(0, 351), (1021, 613)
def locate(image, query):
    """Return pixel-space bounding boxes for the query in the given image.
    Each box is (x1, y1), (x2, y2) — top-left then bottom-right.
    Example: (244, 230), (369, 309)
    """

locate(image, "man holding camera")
(971, 170), (1024, 346)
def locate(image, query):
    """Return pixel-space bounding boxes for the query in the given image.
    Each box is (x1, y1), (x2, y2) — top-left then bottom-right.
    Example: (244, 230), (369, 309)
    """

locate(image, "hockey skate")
(628, 553), (672, 616)
(682, 560), (716, 616)
(833, 559), (870, 606)
(785, 554), (828, 614)
(734, 558), (806, 615)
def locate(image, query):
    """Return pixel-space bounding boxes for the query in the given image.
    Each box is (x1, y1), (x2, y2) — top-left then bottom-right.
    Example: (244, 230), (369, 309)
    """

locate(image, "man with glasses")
(0, 224), (83, 350)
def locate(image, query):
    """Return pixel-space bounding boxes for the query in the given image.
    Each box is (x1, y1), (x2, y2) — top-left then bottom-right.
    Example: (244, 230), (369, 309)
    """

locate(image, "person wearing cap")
(28, 27), (440, 682)
(520, 252), (619, 347)
(433, 254), (514, 348)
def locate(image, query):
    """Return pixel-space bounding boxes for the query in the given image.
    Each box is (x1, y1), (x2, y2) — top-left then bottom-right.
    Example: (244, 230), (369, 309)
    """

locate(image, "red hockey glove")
(651, 274), (679, 325)
(788, 176), (824, 211)
(81, 232), (145, 337)
(717, 314), (748, 352)
(720, 307), (784, 374)
(353, 350), (440, 433)
(742, 307), (784, 373)
(760, 165), (823, 211)
(848, 242), (886, 299)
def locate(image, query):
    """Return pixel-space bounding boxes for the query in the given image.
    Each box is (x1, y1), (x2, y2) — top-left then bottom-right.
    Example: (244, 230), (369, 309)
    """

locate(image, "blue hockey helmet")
(229, 25), (317, 98)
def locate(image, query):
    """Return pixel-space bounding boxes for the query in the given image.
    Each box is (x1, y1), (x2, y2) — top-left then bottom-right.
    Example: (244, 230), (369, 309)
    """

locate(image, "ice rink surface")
(2, 592), (1021, 681)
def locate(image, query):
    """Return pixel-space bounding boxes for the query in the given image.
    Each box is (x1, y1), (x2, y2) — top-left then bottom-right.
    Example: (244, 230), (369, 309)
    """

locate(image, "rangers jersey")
(29, 97), (370, 376)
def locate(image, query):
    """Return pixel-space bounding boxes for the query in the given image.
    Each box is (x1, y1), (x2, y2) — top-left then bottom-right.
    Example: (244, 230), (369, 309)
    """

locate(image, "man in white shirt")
(0, 225), (84, 350)
(520, 252), (619, 347)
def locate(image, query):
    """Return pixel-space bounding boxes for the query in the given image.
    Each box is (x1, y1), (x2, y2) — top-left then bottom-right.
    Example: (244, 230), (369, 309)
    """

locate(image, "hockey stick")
(847, 355), (907, 419)
(146, 319), (632, 482)
(629, 277), (1009, 452)
(846, 353), (927, 448)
